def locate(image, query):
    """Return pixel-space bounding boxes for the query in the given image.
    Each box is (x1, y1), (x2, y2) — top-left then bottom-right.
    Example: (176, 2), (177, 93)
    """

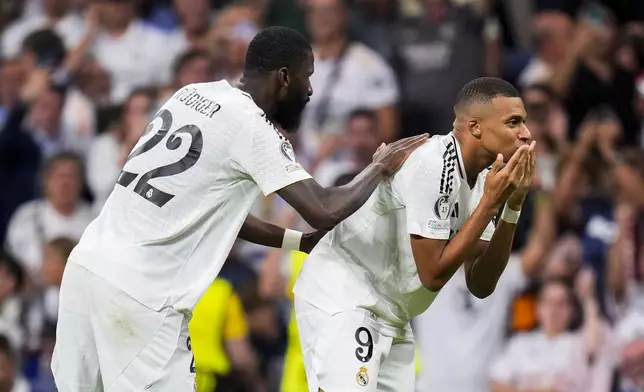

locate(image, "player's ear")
(469, 118), (482, 139)
(277, 67), (290, 88)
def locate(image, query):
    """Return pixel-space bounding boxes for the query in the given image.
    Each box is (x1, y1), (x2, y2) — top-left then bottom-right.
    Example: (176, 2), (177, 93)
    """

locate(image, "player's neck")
(452, 131), (492, 187)
(238, 79), (277, 119)
(315, 36), (348, 60)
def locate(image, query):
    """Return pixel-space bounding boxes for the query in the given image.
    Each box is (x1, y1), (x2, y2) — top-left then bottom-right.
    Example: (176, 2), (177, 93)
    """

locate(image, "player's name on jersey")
(174, 86), (222, 119)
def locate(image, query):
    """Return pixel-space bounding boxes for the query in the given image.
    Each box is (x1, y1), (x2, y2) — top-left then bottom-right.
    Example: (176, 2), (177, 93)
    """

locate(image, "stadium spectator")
(0, 60), (24, 129)
(490, 277), (614, 392)
(87, 88), (157, 211)
(392, 0), (500, 138)
(299, 0), (399, 156)
(518, 11), (574, 88)
(0, 251), (25, 351)
(190, 278), (265, 392)
(171, 50), (213, 91)
(312, 108), (380, 186)
(0, 335), (29, 392)
(0, 70), (59, 244)
(1, 0), (84, 60)
(5, 153), (93, 279)
(26, 237), (76, 351)
(547, 5), (639, 144)
(91, 0), (169, 103)
(165, 0), (216, 59)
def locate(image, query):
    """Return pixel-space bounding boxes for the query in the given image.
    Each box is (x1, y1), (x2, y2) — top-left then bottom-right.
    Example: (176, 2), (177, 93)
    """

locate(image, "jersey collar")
(449, 133), (466, 182)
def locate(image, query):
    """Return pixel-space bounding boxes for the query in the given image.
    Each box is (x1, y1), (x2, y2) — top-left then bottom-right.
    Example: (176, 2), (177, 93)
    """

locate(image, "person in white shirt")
(87, 88), (158, 212)
(299, 0), (399, 159)
(489, 276), (614, 392)
(90, 0), (170, 103)
(294, 77), (535, 392)
(1, 0), (85, 59)
(5, 152), (94, 278)
(51, 26), (426, 392)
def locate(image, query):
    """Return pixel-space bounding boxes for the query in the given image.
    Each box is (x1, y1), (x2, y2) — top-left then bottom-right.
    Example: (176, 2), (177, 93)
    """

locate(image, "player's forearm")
(467, 219), (516, 298)
(315, 162), (385, 229)
(238, 215), (285, 248)
(420, 201), (497, 290)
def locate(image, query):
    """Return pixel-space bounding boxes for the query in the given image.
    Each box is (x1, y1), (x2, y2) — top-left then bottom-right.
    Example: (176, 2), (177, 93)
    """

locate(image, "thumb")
(491, 154), (503, 173)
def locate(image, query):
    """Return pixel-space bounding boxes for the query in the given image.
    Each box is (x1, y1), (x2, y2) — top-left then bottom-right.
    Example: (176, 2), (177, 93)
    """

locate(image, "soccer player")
(51, 26), (426, 392)
(293, 77), (536, 392)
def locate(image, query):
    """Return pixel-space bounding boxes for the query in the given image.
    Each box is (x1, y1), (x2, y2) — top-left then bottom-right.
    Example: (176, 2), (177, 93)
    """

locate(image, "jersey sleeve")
(397, 152), (454, 240)
(232, 114), (312, 196)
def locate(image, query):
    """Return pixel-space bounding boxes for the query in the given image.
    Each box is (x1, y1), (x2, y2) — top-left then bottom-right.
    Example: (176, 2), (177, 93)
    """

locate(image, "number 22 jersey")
(70, 81), (312, 311)
(294, 134), (496, 327)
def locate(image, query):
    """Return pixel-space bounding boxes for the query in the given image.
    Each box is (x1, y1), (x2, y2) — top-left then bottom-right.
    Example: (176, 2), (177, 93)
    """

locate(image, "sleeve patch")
(433, 195), (450, 220)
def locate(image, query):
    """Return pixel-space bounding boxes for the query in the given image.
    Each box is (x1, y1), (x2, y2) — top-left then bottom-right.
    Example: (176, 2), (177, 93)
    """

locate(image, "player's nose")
(518, 123), (532, 144)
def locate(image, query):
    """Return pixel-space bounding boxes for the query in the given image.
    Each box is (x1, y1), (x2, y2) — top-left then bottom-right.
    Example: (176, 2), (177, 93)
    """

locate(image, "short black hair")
(244, 26), (311, 75)
(47, 237), (77, 263)
(454, 77), (520, 111)
(21, 29), (66, 68)
(172, 49), (211, 77)
(0, 250), (24, 292)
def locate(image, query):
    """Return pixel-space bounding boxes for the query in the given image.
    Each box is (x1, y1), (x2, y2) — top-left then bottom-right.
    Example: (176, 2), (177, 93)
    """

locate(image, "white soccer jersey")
(294, 134), (495, 326)
(69, 81), (311, 311)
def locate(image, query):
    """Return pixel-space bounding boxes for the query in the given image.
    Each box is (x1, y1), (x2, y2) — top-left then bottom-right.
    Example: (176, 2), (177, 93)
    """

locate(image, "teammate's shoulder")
(410, 134), (453, 158)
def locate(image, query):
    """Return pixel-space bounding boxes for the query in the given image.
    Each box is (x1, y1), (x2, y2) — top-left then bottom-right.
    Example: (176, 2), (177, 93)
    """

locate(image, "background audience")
(0, 0), (643, 391)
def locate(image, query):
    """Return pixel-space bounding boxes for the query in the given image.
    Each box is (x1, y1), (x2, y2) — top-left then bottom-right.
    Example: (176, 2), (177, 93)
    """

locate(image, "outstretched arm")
(276, 164), (384, 231)
(238, 215), (325, 254)
(275, 135), (427, 231)
(233, 113), (427, 232)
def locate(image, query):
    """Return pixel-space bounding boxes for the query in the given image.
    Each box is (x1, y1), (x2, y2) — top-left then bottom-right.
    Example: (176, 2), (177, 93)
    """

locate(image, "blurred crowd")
(0, 0), (643, 391)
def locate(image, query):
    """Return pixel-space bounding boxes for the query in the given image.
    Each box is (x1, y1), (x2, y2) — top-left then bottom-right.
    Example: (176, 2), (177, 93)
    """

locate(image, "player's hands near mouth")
(299, 230), (328, 254)
(482, 142), (532, 210)
(372, 134), (429, 177)
(506, 141), (536, 210)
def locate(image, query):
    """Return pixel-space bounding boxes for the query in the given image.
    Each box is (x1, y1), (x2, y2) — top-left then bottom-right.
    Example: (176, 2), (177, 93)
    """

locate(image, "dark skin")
(410, 96), (534, 298)
(237, 50), (428, 251)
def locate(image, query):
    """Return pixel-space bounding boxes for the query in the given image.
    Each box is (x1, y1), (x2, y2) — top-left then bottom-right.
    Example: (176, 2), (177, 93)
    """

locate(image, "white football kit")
(52, 81), (312, 391)
(293, 134), (496, 392)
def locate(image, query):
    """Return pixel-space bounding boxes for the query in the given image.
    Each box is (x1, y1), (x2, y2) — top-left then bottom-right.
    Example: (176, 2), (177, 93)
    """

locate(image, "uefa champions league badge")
(356, 366), (369, 387)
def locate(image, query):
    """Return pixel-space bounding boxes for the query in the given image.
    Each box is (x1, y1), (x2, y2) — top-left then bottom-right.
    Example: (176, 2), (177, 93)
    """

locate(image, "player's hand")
(506, 141), (536, 210)
(299, 231), (327, 254)
(483, 144), (530, 209)
(372, 134), (429, 177)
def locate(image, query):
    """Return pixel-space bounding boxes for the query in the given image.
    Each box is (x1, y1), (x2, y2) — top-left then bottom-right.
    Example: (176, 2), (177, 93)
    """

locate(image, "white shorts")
(295, 297), (415, 392)
(52, 262), (195, 392)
